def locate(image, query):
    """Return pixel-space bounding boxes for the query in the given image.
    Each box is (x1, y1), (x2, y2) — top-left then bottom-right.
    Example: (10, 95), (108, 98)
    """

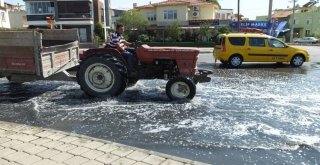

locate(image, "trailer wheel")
(166, 77), (196, 100)
(78, 55), (128, 97)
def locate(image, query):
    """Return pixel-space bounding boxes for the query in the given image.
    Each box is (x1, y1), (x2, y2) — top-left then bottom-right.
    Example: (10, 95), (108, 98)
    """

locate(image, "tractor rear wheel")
(78, 55), (128, 97)
(166, 77), (196, 100)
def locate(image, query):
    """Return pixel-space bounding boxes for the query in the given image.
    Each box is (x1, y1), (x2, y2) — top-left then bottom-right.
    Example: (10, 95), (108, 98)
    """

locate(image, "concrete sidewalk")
(0, 121), (208, 165)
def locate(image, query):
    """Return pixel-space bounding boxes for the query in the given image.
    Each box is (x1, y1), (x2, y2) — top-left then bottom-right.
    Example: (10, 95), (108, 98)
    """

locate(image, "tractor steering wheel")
(132, 41), (143, 49)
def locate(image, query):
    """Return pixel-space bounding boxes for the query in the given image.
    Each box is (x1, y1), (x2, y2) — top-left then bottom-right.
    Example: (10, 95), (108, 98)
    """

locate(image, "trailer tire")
(78, 55), (128, 97)
(166, 77), (196, 100)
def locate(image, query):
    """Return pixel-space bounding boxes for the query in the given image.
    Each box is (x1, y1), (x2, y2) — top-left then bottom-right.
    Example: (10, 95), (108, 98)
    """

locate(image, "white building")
(0, 0), (10, 29)
(216, 9), (233, 20)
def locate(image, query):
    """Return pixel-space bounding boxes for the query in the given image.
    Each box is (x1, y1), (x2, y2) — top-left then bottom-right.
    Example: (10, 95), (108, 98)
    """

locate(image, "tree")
(206, 0), (221, 9)
(167, 22), (182, 42)
(199, 23), (212, 42)
(211, 26), (231, 43)
(218, 26), (231, 34)
(117, 11), (148, 41)
(94, 22), (105, 41)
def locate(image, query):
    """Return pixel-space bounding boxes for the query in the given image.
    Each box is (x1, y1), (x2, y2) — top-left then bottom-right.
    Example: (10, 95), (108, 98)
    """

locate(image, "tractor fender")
(80, 48), (126, 63)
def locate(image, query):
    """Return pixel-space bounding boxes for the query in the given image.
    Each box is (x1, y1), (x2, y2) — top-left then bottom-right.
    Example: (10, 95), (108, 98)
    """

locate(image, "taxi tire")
(228, 54), (243, 68)
(290, 54), (305, 67)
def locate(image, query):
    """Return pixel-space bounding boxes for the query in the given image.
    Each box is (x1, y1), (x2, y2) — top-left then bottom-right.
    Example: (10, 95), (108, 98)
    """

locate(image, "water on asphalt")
(0, 63), (320, 165)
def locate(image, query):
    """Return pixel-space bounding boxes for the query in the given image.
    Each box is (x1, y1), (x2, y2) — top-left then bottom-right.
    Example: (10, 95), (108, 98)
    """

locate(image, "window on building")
(58, 1), (92, 18)
(227, 13), (231, 19)
(26, 2), (55, 14)
(147, 12), (156, 21)
(101, 8), (104, 22)
(305, 29), (311, 36)
(307, 18), (312, 24)
(0, 12), (5, 22)
(216, 13), (220, 19)
(164, 10), (177, 20)
(222, 13), (226, 20)
(249, 38), (265, 47)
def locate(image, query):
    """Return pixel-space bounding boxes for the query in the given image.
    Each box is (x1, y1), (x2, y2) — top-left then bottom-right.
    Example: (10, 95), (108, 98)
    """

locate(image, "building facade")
(135, 0), (220, 27)
(24, 0), (105, 43)
(256, 2), (320, 38)
(291, 6), (320, 37)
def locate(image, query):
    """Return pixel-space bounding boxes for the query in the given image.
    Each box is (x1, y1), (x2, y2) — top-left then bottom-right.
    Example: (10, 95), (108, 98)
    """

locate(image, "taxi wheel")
(228, 55), (243, 68)
(290, 55), (305, 67)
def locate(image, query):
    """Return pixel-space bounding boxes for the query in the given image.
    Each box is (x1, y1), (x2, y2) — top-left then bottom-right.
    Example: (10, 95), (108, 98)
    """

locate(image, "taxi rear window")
(228, 37), (246, 46)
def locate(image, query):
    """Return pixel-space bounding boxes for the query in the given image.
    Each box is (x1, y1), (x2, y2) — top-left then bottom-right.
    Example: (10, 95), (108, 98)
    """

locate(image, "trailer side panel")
(0, 31), (39, 75)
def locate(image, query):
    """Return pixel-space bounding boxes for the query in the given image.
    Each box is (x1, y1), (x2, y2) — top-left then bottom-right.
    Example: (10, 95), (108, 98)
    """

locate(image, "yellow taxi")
(213, 33), (310, 67)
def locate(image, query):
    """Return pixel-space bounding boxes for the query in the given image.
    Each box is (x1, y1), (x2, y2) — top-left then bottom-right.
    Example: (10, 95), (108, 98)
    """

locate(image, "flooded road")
(1, 61), (320, 164)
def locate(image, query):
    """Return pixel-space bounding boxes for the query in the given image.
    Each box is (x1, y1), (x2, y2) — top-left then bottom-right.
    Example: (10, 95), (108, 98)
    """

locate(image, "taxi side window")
(249, 38), (265, 47)
(268, 39), (285, 48)
(228, 37), (245, 46)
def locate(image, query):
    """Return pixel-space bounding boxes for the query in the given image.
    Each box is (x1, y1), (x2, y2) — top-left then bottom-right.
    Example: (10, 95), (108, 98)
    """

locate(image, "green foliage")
(117, 11), (148, 31)
(313, 33), (320, 39)
(210, 26), (231, 44)
(94, 22), (105, 41)
(218, 26), (231, 34)
(93, 35), (101, 47)
(138, 34), (150, 42)
(199, 23), (212, 42)
(206, 0), (221, 9)
(117, 11), (148, 40)
(166, 22), (182, 41)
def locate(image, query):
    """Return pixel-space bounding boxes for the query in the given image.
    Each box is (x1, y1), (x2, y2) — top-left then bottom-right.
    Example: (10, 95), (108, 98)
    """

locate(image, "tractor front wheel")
(166, 77), (196, 100)
(78, 55), (128, 97)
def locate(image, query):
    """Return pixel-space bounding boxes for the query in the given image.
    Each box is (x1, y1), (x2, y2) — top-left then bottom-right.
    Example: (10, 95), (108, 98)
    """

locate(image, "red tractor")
(78, 44), (212, 100)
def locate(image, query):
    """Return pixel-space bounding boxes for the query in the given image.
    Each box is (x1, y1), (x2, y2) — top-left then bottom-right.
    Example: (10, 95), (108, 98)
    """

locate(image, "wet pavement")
(1, 50), (320, 164)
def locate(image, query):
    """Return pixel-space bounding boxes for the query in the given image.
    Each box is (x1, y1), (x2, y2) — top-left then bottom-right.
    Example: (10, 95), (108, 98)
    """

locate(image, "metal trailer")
(0, 29), (79, 82)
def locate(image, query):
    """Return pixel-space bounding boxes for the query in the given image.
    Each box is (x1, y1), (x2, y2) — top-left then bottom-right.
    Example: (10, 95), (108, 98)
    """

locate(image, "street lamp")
(289, 0), (297, 43)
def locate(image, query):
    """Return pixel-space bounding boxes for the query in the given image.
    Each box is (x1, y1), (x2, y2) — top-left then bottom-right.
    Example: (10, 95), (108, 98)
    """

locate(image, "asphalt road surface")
(0, 46), (319, 165)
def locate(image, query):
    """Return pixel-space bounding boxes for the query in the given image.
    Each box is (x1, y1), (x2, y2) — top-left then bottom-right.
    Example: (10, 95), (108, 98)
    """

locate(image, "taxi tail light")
(221, 38), (226, 52)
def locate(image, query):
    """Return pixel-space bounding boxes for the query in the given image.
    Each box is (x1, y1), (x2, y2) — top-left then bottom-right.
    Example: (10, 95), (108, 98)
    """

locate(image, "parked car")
(294, 37), (319, 44)
(214, 33), (310, 67)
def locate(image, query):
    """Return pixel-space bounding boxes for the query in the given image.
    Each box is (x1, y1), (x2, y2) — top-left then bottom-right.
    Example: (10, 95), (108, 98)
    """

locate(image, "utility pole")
(268, 0), (273, 21)
(290, 0), (297, 43)
(105, 0), (112, 41)
(237, 0), (240, 32)
(268, 0), (273, 36)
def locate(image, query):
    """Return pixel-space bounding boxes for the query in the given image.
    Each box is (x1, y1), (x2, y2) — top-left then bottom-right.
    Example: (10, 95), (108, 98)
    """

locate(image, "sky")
(5, 0), (317, 20)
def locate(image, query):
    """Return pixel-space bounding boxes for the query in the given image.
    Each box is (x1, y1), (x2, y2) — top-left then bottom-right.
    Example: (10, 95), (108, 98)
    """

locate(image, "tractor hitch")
(193, 69), (213, 83)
